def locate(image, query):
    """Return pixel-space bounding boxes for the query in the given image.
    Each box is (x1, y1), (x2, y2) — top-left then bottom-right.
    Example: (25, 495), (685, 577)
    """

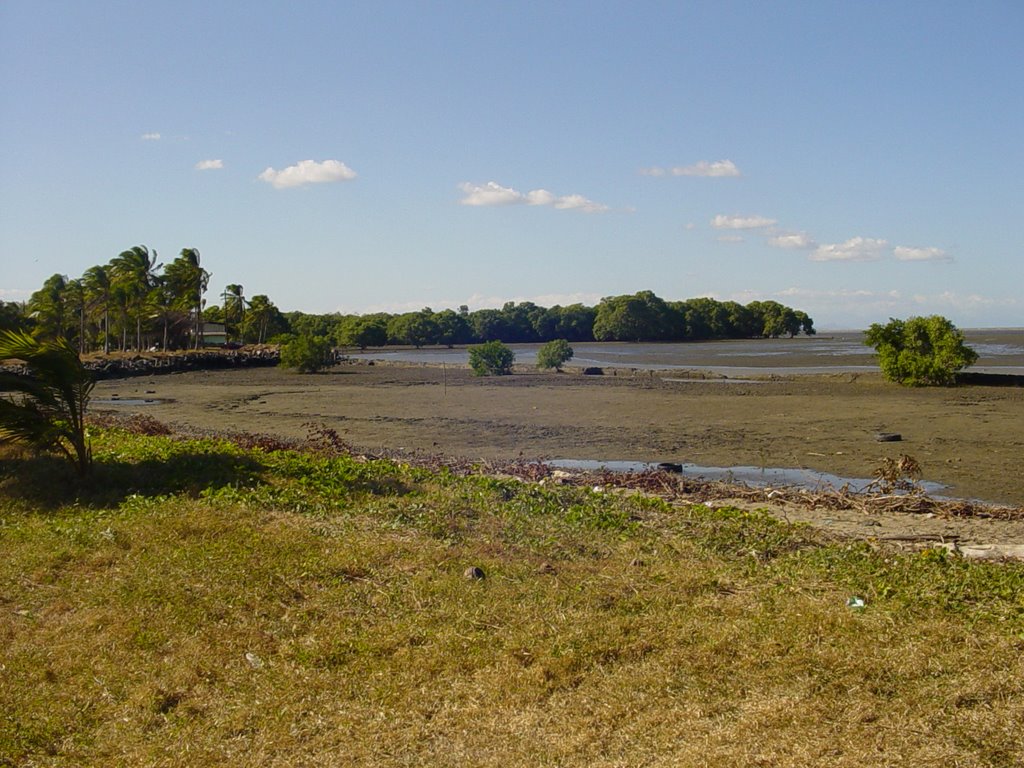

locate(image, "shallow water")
(347, 329), (1024, 376)
(548, 458), (948, 496)
(93, 398), (166, 406)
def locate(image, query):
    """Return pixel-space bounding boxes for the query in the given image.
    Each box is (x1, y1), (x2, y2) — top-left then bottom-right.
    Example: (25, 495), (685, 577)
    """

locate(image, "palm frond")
(0, 329), (94, 475)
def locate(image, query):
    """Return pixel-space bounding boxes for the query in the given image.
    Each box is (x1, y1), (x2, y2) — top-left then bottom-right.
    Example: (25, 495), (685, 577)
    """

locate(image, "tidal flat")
(92, 355), (1024, 508)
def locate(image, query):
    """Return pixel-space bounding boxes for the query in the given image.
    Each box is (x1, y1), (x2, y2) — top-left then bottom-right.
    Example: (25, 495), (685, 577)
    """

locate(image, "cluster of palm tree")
(26, 246), (211, 352)
(201, 287), (286, 345)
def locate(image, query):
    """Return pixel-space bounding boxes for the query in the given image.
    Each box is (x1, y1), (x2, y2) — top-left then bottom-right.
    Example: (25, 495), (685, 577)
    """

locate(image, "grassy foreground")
(2, 429), (1023, 767)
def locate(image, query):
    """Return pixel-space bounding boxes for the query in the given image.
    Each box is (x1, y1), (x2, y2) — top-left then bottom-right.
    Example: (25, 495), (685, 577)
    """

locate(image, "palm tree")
(27, 273), (70, 341)
(0, 329), (94, 476)
(223, 284), (245, 342)
(83, 265), (113, 353)
(111, 246), (160, 351)
(244, 295), (280, 344)
(111, 281), (133, 351)
(164, 248), (210, 349)
(0, 301), (29, 334)
(64, 279), (87, 354)
(150, 276), (187, 351)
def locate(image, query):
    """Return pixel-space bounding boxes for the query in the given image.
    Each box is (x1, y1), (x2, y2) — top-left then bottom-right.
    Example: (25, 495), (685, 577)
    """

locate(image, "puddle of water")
(548, 458), (947, 495)
(94, 398), (167, 406)
(661, 377), (774, 385)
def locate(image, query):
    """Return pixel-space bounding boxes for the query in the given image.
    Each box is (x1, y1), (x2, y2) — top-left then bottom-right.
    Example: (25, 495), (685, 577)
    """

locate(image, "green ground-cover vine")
(3, 428), (1024, 766)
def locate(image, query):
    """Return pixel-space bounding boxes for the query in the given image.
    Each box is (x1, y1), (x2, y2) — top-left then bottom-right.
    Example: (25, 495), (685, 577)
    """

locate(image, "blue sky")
(2, 1), (1021, 328)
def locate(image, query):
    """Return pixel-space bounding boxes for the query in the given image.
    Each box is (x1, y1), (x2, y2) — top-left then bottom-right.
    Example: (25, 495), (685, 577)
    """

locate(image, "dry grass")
(1, 431), (1023, 767)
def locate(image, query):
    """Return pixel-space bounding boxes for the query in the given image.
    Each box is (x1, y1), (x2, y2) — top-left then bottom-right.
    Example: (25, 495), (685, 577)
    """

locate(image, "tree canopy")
(21, 255), (818, 355)
(536, 339), (574, 371)
(469, 341), (515, 376)
(279, 335), (335, 374)
(864, 315), (978, 386)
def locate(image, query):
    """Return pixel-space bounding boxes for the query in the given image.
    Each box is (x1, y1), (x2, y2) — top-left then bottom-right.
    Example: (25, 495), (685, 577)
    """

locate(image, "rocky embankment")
(1, 347), (281, 380)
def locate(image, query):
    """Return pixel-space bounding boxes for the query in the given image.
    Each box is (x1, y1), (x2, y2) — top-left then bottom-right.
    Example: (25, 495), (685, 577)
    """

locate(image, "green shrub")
(279, 335), (335, 374)
(864, 315), (978, 386)
(468, 340), (515, 376)
(536, 338), (574, 371)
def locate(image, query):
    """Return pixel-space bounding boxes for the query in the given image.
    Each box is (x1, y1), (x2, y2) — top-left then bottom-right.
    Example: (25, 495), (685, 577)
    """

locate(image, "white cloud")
(458, 181), (609, 213)
(525, 189), (556, 206)
(718, 286), (1018, 328)
(458, 181), (522, 206)
(642, 160), (741, 177)
(553, 194), (609, 213)
(0, 288), (31, 299)
(910, 291), (1013, 310)
(893, 245), (953, 263)
(810, 237), (888, 262)
(717, 235), (744, 243)
(775, 287), (897, 302)
(710, 214), (777, 230)
(195, 159), (224, 171)
(673, 159), (741, 177)
(141, 132), (161, 141)
(768, 231), (817, 250)
(258, 159), (357, 189)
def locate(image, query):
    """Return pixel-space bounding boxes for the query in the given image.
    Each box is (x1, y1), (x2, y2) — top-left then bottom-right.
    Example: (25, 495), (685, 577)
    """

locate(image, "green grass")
(1, 429), (1023, 766)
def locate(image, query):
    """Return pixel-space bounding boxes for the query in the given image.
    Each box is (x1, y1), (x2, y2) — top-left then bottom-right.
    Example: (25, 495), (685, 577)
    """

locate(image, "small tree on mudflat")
(469, 340), (515, 376)
(279, 335), (335, 374)
(536, 338), (574, 371)
(864, 315), (978, 386)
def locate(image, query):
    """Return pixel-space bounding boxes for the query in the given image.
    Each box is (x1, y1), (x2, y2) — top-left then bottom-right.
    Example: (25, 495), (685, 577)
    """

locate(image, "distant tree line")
(4, 268), (815, 351)
(2, 246), (288, 352)
(298, 291), (815, 349)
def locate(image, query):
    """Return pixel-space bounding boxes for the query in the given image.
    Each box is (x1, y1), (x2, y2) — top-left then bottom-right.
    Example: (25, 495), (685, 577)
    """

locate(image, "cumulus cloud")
(641, 160), (741, 177)
(554, 194), (609, 212)
(459, 181), (522, 206)
(141, 132), (161, 141)
(893, 245), (953, 263)
(810, 237), (888, 262)
(767, 231), (814, 249)
(767, 231), (817, 250)
(525, 189), (556, 206)
(458, 181), (609, 213)
(710, 214), (777, 230)
(195, 159), (223, 171)
(258, 159), (357, 189)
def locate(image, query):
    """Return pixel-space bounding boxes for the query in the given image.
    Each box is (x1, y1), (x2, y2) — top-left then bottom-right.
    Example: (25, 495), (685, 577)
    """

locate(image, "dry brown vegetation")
(2, 425), (1023, 766)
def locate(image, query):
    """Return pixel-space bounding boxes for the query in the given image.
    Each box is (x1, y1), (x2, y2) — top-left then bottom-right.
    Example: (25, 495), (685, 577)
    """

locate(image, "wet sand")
(93, 359), (1024, 507)
(90, 359), (1024, 553)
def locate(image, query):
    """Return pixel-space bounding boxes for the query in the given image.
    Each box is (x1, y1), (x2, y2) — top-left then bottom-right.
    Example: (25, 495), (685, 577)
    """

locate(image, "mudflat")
(92, 360), (1024, 506)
